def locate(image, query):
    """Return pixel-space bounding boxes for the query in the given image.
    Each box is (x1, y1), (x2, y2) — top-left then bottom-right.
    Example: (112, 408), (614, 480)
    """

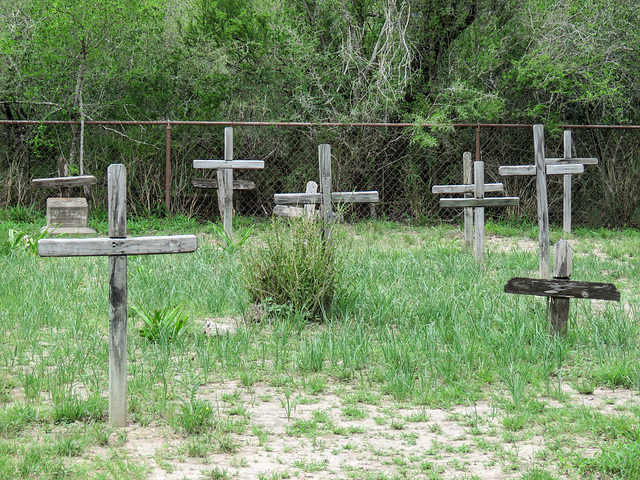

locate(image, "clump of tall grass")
(242, 217), (342, 321)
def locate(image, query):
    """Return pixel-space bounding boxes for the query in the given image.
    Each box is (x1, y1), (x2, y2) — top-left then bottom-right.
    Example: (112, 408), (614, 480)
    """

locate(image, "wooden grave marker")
(38, 164), (198, 427)
(505, 240), (619, 335)
(31, 158), (98, 234)
(273, 144), (379, 238)
(432, 158), (519, 260)
(546, 130), (598, 233)
(193, 127), (264, 239)
(499, 125), (586, 278)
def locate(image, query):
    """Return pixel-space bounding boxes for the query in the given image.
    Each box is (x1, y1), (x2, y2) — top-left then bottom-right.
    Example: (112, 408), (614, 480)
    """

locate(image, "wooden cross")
(193, 127), (264, 239)
(38, 164), (198, 427)
(546, 130), (598, 233)
(499, 125), (586, 278)
(433, 158), (519, 260)
(505, 240), (620, 335)
(273, 144), (379, 237)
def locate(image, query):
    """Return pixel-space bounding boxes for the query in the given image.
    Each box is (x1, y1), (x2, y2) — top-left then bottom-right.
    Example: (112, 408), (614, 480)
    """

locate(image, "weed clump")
(243, 217), (342, 321)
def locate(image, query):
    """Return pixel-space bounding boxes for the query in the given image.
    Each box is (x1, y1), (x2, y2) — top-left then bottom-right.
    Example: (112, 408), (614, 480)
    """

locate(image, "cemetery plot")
(38, 164), (197, 427)
(193, 127), (264, 239)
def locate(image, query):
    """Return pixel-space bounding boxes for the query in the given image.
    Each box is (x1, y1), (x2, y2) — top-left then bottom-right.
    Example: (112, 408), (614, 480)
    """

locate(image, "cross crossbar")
(193, 160), (264, 169)
(499, 164), (584, 176)
(31, 175), (97, 189)
(439, 197), (519, 208)
(546, 157), (598, 165)
(431, 183), (504, 195)
(504, 277), (620, 301)
(39, 235), (197, 257)
(274, 191), (379, 205)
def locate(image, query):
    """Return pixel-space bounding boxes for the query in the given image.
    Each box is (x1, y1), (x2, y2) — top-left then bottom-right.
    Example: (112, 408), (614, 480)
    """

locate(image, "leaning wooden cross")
(31, 157), (97, 234)
(433, 158), (519, 260)
(193, 127), (264, 239)
(499, 125), (585, 278)
(505, 240), (620, 335)
(38, 164), (198, 427)
(273, 144), (379, 237)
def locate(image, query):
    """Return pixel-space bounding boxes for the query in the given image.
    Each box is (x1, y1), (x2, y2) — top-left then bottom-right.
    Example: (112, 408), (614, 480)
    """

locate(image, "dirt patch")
(87, 381), (640, 480)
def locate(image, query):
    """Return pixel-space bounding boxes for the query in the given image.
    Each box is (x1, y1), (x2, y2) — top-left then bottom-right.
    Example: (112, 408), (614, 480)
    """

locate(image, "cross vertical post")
(463, 152), (473, 247)
(563, 131), (572, 233)
(219, 127), (235, 239)
(107, 164), (128, 427)
(534, 124), (551, 279)
(549, 240), (572, 335)
(319, 144), (334, 240)
(474, 161), (485, 260)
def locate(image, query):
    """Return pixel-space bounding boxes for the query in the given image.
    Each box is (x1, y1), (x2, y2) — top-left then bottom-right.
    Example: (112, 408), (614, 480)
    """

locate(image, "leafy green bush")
(243, 217), (342, 321)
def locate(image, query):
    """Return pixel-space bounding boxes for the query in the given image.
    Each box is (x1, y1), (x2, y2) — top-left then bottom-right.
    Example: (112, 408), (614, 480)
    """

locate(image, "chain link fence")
(1, 121), (639, 228)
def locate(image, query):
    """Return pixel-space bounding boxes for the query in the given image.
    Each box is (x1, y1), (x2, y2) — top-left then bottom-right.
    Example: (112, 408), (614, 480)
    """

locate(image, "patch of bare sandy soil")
(87, 380), (640, 480)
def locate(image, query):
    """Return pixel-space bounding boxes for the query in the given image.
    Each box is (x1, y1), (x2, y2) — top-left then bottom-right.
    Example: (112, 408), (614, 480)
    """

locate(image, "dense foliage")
(2, 0), (639, 125)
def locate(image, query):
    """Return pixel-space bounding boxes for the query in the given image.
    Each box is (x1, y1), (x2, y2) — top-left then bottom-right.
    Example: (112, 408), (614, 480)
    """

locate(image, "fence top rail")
(2, 120), (640, 129)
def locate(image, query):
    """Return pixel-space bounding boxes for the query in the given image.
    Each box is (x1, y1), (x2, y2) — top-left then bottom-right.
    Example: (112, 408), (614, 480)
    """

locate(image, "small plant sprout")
(133, 304), (189, 343)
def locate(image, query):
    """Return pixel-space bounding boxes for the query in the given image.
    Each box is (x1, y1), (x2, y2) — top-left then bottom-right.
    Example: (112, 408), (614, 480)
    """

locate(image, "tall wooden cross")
(505, 240), (619, 335)
(193, 127), (264, 239)
(273, 144), (379, 238)
(499, 125), (586, 278)
(546, 130), (598, 233)
(433, 159), (519, 260)
(38, 164), (198, 427)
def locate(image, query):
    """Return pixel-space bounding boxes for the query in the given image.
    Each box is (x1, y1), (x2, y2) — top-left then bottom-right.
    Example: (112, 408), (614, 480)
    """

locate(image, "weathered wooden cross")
(432, 157), (519, 260)
(38, 164), (198, 427)
(505, 240), (620, 335)
(499, 125), (586, 278)
(193, 127), (264, 239)
(31, 157), (98, 234)
(546, 130), (598, 233)
(273, 144), (379, 237)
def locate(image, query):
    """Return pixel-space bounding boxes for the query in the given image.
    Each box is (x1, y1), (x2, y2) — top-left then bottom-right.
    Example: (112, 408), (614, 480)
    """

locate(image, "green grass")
(0, 214), (639, 478)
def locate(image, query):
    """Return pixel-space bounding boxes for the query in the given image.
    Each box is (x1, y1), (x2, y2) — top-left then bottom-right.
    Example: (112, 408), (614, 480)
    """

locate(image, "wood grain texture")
(563, 131), (573, 233)
(192, 160), (264, 169)
(463, 152), (473, 248)
(545, 157), (598, 165)
(108, 254), (127, 427)
(192, 178), (256, 190)
(499, 164), (583, 176)
(474, 161), (485, 261)
(431, 183), (504, 194)
(504, 277), (620, 301)
(38, 235), (198, 257)
(439, 197), (519, 208)
(31, 175), (97, 188)
(274, 191), (379, 205)
(553, 240), (573, 278)
(534, 125), (551, 279)
(108, 165), (127, 238)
